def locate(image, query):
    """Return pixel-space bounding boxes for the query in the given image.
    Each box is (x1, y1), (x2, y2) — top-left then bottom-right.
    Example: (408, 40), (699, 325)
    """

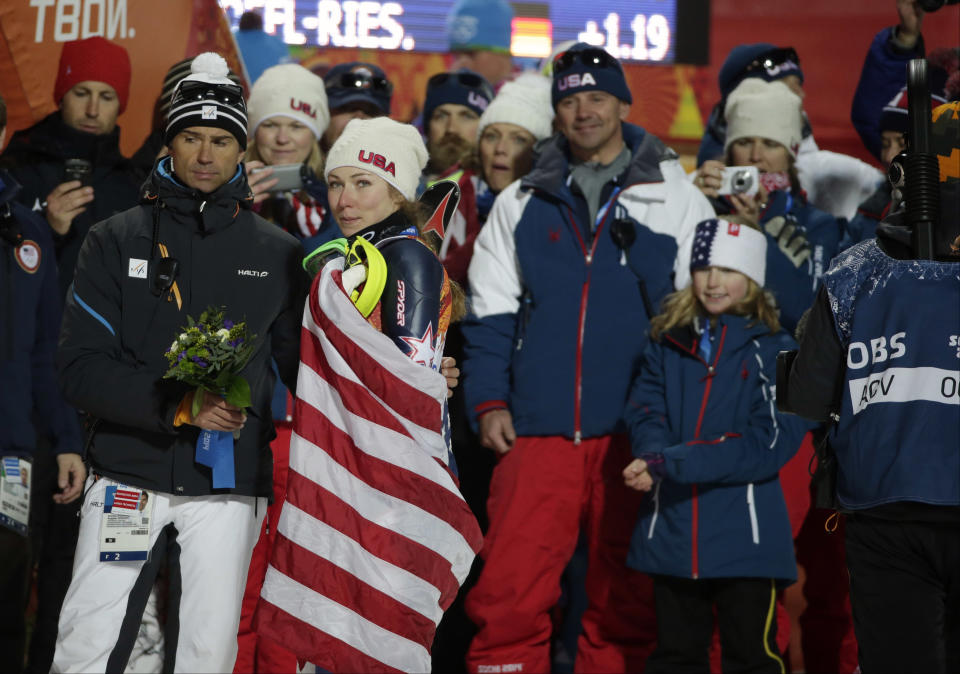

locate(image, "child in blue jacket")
(622, 217), (813, 673)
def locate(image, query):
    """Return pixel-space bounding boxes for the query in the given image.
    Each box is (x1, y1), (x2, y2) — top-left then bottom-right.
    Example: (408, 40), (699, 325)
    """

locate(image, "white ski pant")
(53, 475), (266, 673)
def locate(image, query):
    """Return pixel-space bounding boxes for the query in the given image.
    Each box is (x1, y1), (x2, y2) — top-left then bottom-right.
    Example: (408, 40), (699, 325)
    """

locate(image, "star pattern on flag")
(400, 323), (437, 367)
(691, 219), (719, 268)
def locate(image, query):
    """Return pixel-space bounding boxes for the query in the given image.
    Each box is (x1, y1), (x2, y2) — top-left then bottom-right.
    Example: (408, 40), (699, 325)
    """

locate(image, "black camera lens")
(732, 170), (754, 193)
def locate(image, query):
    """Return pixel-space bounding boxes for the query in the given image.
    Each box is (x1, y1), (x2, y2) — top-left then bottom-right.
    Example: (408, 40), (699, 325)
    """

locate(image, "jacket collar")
(4, 111), (126, 167)
(350, 209), (417, 247)
(663, 313), (773, 360)
(141, 156), (253, 235)
(520, 122), (673, 207)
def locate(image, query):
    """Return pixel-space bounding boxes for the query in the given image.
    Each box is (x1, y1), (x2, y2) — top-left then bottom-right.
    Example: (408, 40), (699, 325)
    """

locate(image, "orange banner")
(0, 0), (245, 156)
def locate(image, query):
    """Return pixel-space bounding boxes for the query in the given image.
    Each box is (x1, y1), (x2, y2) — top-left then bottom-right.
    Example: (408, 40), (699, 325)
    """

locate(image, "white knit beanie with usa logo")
(324, 117), (428, 201)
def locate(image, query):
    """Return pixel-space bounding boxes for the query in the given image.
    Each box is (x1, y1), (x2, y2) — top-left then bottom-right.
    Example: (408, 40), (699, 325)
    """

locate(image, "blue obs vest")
(823, 240), (960, 511)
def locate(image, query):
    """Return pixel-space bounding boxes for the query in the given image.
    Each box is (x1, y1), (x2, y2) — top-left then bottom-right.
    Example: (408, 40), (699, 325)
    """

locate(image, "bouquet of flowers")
(162, 307), (257, 488)
(163, 306), (257, 414)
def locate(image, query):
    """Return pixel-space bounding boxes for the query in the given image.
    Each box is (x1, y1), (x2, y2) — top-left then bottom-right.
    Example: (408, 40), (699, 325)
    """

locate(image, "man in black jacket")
(0, 36), (140, 297)
(52, 53), (306, 673)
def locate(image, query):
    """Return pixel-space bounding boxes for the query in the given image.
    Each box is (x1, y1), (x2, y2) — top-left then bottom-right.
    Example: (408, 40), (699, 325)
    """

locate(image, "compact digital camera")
(717, 166), (759, 196)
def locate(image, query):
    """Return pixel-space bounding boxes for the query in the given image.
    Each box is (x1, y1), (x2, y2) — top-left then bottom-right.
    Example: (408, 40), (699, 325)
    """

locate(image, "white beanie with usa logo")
(247, 63), (330, 139)
(324, 117), (428, 201)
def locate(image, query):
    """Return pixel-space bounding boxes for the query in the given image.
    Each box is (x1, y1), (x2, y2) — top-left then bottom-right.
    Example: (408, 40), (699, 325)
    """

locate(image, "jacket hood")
(142, 156), (254, 235)
(521, 123), (674, 207)
(2, 111), (126, 168)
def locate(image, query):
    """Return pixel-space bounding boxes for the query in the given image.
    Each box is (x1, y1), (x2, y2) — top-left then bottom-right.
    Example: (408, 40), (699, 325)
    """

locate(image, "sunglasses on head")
(173, 80), (246, 110)
(552, 48), (622, 75)
(428, 72), (493, 98)
(744, 47), (801, 77)
(330, 71), (393, 95)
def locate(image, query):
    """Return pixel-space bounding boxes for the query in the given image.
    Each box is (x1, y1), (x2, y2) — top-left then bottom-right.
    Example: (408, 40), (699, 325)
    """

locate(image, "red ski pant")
(465, 434), (656, 674)
(234, 423), (297, 674)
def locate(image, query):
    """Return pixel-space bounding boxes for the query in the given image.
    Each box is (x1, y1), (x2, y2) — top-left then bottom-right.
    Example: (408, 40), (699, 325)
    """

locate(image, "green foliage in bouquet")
(162, 307), (257, 418)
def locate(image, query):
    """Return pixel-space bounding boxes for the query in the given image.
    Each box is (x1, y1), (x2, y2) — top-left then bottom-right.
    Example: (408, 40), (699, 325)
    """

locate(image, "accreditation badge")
(0, 456), (31, 536)
(98, 484), (154, 562)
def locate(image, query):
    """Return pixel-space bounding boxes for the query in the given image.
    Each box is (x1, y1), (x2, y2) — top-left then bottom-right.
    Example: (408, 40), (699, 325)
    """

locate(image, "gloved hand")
(341, 263), (367, 297)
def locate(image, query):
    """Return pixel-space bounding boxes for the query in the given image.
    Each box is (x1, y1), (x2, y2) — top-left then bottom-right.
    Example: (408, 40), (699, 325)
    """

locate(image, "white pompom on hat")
(724, 79), (803, 158)
(324, 117), (428, 201)
(165, 52), (248, 148)
(477, 72), (555, 141)
(185, 52), (232, 84)
(247, 63), (330, 139)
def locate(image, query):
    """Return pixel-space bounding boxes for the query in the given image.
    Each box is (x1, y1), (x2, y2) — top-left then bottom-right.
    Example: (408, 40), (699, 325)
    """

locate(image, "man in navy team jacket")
(0, 135), (84, 672)
(461, 43), (714, 674)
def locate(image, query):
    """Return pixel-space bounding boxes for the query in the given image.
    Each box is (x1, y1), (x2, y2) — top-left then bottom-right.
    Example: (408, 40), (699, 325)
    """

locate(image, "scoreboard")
(219, 0), (708, 64)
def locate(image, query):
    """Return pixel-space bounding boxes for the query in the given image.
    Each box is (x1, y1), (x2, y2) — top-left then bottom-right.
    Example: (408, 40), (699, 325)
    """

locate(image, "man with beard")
(421, 69), (493, 285)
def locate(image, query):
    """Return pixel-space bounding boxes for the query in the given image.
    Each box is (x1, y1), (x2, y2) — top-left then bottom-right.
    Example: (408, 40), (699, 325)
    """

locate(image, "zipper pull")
(586, 252), (592, 264)
(574, 430), (582, 445)
(199, 200), (206, 213)
(620, 250), (627, 266)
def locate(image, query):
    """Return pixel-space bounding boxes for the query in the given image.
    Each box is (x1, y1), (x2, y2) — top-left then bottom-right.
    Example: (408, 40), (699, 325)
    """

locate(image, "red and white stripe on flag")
(256, 257), (482, 673)
(113, 489), (140, 509)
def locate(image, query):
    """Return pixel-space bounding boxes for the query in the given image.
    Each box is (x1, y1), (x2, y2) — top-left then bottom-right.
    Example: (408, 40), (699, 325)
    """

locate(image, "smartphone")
(249, 163), (304, 193)
(717, 166), (759, 197)
(63, 158), (93, 187)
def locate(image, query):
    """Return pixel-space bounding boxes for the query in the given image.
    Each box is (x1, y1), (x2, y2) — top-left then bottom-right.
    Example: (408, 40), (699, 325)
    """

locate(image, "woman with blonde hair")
(317, 115), (465, 334)
(245, 63), (340, 248)
(257, 117), (479, 674)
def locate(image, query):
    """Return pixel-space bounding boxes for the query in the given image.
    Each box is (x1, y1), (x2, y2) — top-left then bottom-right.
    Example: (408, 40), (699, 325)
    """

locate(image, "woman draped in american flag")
(255, 117), (482, 674)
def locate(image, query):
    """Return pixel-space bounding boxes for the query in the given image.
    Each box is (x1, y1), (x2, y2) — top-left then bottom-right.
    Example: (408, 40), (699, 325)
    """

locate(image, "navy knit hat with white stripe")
(165, 53), (248, 149)
(690, 218), (767, 287)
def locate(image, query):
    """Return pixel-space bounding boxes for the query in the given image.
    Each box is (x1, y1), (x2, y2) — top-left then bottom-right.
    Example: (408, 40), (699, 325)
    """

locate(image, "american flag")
(690, 218), (719, 269)
(112, 488), (140, 510)
(256, 257), (482, 673)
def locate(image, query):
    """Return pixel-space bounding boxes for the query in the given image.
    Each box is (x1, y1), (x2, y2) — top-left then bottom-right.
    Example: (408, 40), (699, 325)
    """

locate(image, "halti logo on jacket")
(557, 72), (597, 91)
(358, 150), (396, 176)
(290, 98), (317, 119)
(238, 269), (269, 278)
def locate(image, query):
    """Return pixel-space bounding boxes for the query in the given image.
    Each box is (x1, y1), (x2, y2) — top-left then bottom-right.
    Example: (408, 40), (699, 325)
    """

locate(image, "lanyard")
(594, 186), (622, 230)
